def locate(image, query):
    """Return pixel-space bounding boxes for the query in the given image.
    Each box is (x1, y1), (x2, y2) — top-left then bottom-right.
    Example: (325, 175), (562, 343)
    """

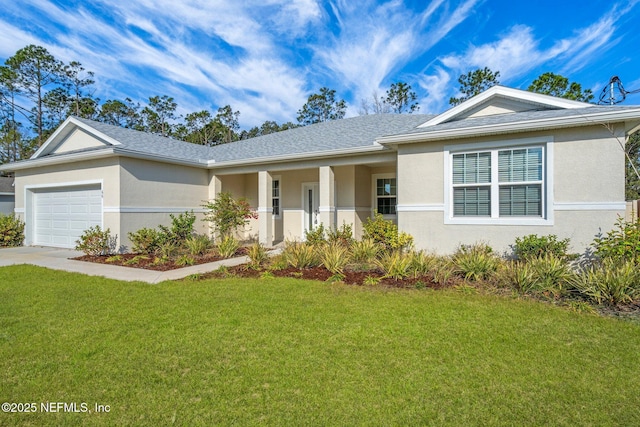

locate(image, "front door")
(302, 183), (319, 236)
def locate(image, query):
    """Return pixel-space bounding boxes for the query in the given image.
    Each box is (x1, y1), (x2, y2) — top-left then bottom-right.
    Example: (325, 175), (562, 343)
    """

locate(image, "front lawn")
(1, 265), (639, 426)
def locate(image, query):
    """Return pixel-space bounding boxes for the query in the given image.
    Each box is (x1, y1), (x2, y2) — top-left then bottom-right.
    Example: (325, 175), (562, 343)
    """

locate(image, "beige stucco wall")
(117, 158), (210, 248)
(13, 157), (121, 247)
(397, 124), (626, 254)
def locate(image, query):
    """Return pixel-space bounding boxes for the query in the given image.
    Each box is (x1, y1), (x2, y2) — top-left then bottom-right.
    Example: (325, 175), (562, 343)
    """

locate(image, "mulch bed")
(72, 248), (248, 271)
(222, 265), (458, 289)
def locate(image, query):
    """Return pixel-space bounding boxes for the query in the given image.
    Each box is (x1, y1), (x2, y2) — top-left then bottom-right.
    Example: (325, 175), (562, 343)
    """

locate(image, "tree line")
(1, 44), (638, 199)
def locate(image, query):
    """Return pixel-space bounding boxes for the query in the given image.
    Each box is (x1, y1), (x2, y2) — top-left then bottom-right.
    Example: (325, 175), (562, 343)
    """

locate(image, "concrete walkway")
(0, 246), (252, 284)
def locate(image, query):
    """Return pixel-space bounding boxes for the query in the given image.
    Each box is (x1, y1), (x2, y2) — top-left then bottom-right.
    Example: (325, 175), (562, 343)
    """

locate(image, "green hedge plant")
(75, 226), (117, 256)
(592, 217), (640, 263)
(513, 234), (571, 260)
(0, 213), (24, 247)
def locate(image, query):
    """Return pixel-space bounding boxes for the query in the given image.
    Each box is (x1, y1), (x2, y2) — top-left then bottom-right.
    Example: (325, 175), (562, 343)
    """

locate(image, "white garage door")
(34, 186), (102, 248)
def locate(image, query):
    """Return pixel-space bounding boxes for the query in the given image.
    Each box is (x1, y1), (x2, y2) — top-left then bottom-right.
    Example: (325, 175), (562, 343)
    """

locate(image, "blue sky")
(2, 0), (640, 128)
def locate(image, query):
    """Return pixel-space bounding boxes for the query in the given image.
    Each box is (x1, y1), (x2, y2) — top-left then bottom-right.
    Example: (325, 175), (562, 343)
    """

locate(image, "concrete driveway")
(0, 246), (249, 284)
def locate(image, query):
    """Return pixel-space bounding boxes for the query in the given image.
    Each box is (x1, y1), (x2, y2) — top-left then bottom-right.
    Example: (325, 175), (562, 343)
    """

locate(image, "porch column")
(319, 166), (335, 230)
(258, 170), (273, 246)
(209, 174), (222, 200)
(208, 174), (222, 240)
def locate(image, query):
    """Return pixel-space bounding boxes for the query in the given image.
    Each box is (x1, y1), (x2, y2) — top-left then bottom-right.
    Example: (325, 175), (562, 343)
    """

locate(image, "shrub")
(453, 243), (500, 282)
(408, 250), (438, 278)
(283, 241), (319, 269)
(514, 234), (571, 260)
(184, 234), (211, 256)
(592, 217), (640, 263)
(320, 242), (351, 274)
(0, 213), (24, 247)
(125, 254), (149, 265)
(128, 228), (162, 255)
(499, 261), (536, 293)
(247, 242), (268, 270)
(75, 226), (117, 256)
(433, 258), (456, 286)
(175, 254), (196, 266)
(158, 211), (196, 244)
(217, 235), (240, 259)
(376, 251), (412, 280)
(304, 223), (326, 246)
(351, 238), (380, 263)
(326, 222), (354, 247)
(363, 212), (413, 252)
(158, 241), (179, 259)
(202, 192), (256, 240)
(571, 259), (640, 306)
(528, 254), (574, 297)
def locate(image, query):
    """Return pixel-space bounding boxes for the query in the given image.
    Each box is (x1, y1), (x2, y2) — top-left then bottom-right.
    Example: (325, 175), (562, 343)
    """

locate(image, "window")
(450, 145), (545, 219)
(376, 177), (396, 215)
(272, 179), (280, 216)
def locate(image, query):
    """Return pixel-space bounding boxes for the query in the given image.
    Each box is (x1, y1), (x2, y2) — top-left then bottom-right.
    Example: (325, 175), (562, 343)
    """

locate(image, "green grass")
(1, 265), (639, 426)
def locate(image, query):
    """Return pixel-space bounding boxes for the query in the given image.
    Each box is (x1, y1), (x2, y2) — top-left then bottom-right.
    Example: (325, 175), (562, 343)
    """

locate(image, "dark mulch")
(72, 248), (248, 271)
(222, 264), (459, 288)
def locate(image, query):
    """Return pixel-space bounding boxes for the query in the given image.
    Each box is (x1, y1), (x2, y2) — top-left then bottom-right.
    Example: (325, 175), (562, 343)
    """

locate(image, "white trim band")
(396, 204), (445, 212)
(103, 207), (206, 213)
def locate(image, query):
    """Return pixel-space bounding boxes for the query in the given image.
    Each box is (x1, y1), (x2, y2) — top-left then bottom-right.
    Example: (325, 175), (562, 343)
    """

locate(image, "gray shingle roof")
(208, 114), (433, 162)
(403, 105), (640, 135)
(73, 117), (213, 162)
(72, 114), (434, 163)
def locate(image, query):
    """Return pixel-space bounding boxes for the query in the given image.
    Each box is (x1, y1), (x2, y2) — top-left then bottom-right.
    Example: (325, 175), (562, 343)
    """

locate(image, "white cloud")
(418, 67), (452, 113)
(317, 0), (480, 109)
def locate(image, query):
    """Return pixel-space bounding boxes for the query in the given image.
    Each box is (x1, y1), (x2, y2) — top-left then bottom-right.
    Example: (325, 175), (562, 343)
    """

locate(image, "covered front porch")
(208, 158), (397, 246)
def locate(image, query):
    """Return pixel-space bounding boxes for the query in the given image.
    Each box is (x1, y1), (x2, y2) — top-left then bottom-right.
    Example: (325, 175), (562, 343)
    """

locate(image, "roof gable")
(31, 116), (121, 159)
(418, 85), (591, 128)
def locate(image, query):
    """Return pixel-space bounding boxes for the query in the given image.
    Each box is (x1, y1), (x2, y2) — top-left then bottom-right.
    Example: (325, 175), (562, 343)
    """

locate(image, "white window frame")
(444, 136), (554, 226)
(372, 173), (397, 219)
(272, 176), (281, 219)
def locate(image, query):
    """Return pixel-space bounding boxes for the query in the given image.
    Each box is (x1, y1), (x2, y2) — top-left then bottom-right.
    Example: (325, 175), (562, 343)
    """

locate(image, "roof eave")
(207, 144), (388, 169)
(378, 109), (640, 145)
(0, 148), (118, 172)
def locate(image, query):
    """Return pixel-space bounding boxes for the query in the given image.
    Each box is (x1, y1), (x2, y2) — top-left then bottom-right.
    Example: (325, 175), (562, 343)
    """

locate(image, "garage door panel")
(33, 186), (102, 248)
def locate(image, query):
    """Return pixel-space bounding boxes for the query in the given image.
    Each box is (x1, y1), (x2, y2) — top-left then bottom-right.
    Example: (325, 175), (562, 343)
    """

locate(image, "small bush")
(75, 226), (117, 256)
(363, 212), (413, 252)
(592, 217), (640, 263)
(203, 192), (256, 240)
(571, 259), (640, 306)
(376, 251), (412, 280)
(364, 275), (381, 286)
(283, 241), (319, 269)
(247, 242), (268, 270)
(304, 224), (326, 246)
(528, 254), (575, 297)
(453, 243), (500, 282)
(0, 213), (25, 247)
(498, 261), (536, 293)
(185, 234), (211, 256)
(158, 211), (196, 244)
(176, 254), (196, 266)
(320, 242), (351, 274)
(125, 254), (149, 265)
(327, 222), (354, 247)
(351, 238), (380, 263)
(128, 228), (161, 255)
(158, 242), (179, 259)
(408, 250), (438, 278)
(433, 259), (456, 286)
(217, 235), (240, 259)
(514, 234), (571, 260)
